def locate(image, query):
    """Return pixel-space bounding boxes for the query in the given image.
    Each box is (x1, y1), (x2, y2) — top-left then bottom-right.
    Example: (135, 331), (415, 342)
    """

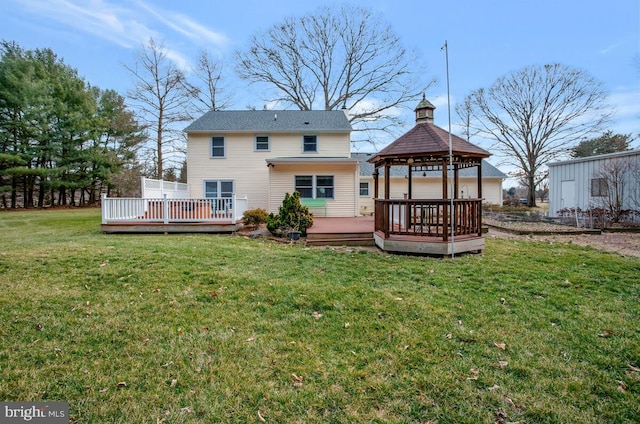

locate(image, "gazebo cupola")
(415, 93), (435, 124)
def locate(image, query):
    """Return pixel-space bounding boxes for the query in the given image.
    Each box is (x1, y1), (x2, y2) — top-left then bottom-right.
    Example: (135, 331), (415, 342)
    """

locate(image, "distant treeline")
(0, 41), (145, 208)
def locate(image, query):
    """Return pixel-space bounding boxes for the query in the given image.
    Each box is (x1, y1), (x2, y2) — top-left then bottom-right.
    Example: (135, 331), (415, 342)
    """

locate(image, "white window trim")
(210, 136), (226, 158)
(295, 175), (334, 199)
(359, 181), (370, 197)
(255, 135), (270, 152)
(203, 179), (234, 198)
(302, 135), (318, 153)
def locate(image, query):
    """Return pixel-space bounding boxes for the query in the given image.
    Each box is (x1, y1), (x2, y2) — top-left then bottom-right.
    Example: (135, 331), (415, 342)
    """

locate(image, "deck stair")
(303, 217), (375, 247)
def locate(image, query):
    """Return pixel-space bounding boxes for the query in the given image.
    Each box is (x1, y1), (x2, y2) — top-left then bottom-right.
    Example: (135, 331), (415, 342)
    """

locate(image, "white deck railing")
(101, 194), (248, 224)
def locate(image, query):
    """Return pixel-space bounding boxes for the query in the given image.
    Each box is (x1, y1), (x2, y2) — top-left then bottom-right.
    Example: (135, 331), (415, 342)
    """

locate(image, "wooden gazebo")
(368, 96), (491, 255)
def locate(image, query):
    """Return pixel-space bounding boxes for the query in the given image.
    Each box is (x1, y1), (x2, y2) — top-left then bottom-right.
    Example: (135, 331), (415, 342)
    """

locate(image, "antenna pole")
(443, 40), (455, 258)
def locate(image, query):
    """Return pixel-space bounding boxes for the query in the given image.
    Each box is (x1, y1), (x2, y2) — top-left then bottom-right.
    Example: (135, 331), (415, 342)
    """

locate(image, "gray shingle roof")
(184, 110), (352, 133)
(352, 153), (507, 178)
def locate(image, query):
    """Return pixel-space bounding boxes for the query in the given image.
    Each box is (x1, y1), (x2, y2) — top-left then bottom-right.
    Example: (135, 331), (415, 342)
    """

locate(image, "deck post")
(101, 193), (107, 224)
(162, 194), (169, 224)
(232, 194), (237, 224)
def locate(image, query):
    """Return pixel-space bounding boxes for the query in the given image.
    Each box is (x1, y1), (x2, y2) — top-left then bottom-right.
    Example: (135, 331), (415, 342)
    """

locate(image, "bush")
(267, 192), (314, 237)
(242, 208), (268, 228)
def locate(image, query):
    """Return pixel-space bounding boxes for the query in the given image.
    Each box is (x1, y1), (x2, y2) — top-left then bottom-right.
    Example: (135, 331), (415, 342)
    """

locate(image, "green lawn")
(1, 208), (639, 423)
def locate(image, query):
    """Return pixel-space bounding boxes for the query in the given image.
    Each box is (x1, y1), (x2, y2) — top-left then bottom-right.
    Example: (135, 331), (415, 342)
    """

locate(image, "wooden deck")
(101, 221), (238, 234)
(101, 215), (484, 255)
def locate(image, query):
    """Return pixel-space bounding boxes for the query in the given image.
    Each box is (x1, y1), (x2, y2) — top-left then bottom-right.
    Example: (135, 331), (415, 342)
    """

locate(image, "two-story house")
(184, 110), (360, 217)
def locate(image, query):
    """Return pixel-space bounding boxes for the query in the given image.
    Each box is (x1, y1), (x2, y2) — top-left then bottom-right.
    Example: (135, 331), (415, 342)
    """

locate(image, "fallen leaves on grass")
(291, 373), (303, 387)
(115, 381), (127, 388)
(312, 311), (323, 320)
(170, 379), (177, 388)
(257, 410), (266, 422)
(498, 361), (509, 369)
(628, 364), (640, 373)
(494, 342), (506, 350)
(467, 368), (479, 380)
(617, 380), (627, 393)
(597, 329), (615, 338)
(500, 298), (510, 309)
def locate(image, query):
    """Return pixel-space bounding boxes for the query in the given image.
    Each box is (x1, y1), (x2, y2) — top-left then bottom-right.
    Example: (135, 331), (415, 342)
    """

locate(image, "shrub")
(267, 192), (314, 237)
(242, 208), (269, 228)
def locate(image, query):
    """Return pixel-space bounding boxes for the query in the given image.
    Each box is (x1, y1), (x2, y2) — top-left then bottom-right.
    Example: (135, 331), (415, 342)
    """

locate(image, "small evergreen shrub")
(242, 208), (269, 228)
(267, 192), (314, 237)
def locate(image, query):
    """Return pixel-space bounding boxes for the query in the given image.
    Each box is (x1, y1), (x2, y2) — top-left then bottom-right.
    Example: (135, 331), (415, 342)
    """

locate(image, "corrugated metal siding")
(549, 152), (640, 216)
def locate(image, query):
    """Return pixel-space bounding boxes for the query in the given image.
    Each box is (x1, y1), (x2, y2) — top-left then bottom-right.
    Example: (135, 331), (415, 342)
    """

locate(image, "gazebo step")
(304, 236), (375, 247)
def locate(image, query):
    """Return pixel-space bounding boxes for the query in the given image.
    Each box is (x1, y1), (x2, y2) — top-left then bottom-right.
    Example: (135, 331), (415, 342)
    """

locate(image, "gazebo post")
(373, 169), (379, 199)
(454, 164), (459, 199)
(406, 163), (413, 229)
(441, 156), (448, 199)
(477, 161), (483, 236)
(384, 163), (391, 238)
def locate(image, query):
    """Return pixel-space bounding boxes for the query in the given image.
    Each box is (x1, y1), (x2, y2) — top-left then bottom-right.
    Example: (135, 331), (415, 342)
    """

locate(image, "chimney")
(341, 105), (349, 119)
(415, 93), (435, 124)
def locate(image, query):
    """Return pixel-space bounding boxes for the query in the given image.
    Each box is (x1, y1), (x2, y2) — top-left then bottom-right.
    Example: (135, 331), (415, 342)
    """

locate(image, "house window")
(316, 176), (334, 198)
(204, 180), (234, 198)
(303, 135), (317, 152)
(255, 136), (269, 151)
(359, 182), (370, 196)
(295, 175), (334, 199)
(211, 136), (225, 158)
(294, 176), (314, 198)
(591, 178), (608, 197)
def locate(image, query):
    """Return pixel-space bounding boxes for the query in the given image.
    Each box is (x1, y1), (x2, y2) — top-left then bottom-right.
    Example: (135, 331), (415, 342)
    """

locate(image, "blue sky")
(1, 0), (639, 157)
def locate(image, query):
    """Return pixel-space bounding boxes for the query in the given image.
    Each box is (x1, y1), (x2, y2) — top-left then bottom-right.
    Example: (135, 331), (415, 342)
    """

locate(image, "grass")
(0, 208), (639, 423)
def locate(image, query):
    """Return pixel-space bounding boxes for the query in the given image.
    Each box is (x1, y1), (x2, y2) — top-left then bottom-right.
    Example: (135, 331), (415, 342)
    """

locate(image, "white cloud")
(13, 0), (229, 68)
(134, 0), (229, 49)
(17, 0), (155, 49)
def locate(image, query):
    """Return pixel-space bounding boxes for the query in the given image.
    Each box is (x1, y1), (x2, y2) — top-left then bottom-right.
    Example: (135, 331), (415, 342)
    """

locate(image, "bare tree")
(455, 96), (480, 142)
(190, 50), (234, 113)
(124, 38), (196, 178)
(592, 157), (637, 224)
(464, 63), (611, 206)
(235, 5), (431, 144)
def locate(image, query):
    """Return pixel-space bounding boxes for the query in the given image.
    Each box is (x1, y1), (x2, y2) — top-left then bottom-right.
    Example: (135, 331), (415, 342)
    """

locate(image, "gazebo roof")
(368, 122), (490, 168)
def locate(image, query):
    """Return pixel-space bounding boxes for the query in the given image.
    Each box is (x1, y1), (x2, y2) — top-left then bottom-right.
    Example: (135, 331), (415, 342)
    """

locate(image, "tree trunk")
(527, 175), (537, 207)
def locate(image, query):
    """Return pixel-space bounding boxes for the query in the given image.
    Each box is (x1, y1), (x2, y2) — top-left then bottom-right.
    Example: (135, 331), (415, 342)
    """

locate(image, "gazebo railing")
(374, 198), (482, 240)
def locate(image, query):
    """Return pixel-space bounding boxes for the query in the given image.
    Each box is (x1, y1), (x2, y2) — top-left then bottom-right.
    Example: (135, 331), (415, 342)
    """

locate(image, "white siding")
(268, 163), (358, 217)
(187, 131), (352, 213)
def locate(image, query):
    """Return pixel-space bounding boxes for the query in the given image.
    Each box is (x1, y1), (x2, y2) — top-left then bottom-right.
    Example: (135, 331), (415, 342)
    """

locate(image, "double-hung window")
(255, 136), (269, 151)
(211, 136), (225, 158)
(359, 182), (370, 196)
(295, 175), (334, 199)
(303, 135), (317, 153)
